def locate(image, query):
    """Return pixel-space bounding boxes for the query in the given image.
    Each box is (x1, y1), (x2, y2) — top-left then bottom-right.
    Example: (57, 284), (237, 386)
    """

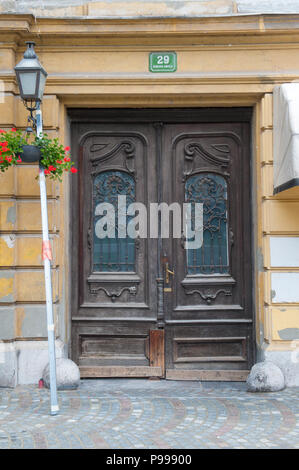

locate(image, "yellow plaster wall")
(260, 94), (299, 348)
(0, 55), (62, 339)
(271, 307), (299, 341)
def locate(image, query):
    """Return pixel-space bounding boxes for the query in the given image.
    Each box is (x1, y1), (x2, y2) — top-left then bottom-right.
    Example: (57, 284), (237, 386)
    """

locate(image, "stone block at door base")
(43, 358), (80, 390)
(247, 361), (285, 392)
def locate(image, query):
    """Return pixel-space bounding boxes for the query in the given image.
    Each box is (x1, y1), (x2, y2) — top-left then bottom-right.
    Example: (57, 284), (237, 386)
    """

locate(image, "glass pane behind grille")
(93, 170), (135, 272)
(185, 173), (229, 275)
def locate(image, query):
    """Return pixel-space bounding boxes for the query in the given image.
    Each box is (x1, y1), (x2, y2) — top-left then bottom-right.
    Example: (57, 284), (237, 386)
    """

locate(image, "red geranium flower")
(70, 167), (78, 173)
(64, 146), (70, 152)
(11, 128), (16, 132)
(64, 157), (70, 162)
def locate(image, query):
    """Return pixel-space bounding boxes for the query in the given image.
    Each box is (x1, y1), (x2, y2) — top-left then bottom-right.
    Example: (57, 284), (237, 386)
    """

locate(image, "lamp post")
(15, 42), (59, 416)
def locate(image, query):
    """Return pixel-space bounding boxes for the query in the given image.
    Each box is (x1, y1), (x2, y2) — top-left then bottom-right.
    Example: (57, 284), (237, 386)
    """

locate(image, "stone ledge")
(2, 1), (299, 20)
(0, 339), (65, 387)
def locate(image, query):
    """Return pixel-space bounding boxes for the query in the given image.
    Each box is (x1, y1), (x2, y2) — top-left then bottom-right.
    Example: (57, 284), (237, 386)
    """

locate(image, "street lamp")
(14, 42), (59, 416)
(15, 41), (47, 105)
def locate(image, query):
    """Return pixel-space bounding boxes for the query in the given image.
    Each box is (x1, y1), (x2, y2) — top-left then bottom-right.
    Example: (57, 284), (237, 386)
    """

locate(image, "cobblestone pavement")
(0, 379), (298, 449)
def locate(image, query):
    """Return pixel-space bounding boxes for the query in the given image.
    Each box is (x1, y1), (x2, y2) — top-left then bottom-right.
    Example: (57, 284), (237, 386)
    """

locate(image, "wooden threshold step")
(166, 369), (249, 381)
(79, 366), (162, 378)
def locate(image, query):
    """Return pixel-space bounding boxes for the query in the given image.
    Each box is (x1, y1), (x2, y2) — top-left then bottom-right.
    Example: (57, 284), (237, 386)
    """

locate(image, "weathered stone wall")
(1, 0), (299, 18)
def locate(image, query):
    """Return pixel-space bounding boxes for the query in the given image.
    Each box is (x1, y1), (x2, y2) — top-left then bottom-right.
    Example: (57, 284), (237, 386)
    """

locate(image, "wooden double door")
(70, 108), (254, 380)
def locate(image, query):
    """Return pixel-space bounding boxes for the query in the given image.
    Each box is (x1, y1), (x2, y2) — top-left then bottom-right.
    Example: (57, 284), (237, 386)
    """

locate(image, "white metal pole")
(36, 102), (59, 416)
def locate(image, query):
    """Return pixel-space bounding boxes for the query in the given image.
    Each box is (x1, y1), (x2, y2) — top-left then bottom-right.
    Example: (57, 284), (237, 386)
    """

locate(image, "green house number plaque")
(149, 52), (177, 73)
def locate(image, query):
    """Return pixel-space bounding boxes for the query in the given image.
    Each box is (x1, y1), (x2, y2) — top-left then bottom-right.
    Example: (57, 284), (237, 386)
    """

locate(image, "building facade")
(0, 0), (299, 387)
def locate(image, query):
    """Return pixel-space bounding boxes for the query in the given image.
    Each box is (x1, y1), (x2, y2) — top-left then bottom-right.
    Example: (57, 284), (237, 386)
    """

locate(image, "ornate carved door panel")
(70, 109), (254, 380)
(162, 121), (253, 380)
(71, 121), (161, 377)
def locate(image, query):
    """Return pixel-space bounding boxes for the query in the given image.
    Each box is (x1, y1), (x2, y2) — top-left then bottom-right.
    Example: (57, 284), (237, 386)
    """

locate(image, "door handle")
(165, 262), (175, 284)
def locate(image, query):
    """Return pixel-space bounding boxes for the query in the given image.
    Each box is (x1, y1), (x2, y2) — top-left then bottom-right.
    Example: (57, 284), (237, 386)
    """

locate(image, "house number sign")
(149, 52), (177, 72)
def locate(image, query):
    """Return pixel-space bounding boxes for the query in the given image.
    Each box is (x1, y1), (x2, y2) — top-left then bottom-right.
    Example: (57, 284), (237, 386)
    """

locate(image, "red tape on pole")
(42, 241), (52, 261)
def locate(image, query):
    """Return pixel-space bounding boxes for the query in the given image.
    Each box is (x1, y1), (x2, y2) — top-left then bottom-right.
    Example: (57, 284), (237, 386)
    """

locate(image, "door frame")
(68, 107), (256, 379)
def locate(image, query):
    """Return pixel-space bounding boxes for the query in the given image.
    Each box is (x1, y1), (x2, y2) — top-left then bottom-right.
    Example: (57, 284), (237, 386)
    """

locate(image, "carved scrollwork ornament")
(185, 172), (229, 275)
(92, 170), (136, 272)
(180, 232), (186, 249)
(184, 286), (232, 304)
(87, 227), (92, 250)
(183, 141), (231, 180)
(89, 285), (138, 302)
(135, 234), (141, 250)
(90, 140), (136, 176)
(229, 227), (234, 248)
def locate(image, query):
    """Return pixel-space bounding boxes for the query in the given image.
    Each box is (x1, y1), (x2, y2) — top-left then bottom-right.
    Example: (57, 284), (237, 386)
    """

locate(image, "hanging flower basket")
(0, 128), (77, 181)
(18, 144), (41, 163)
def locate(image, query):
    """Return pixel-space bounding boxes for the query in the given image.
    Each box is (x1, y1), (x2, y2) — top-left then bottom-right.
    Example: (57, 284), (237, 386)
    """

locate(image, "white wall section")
(270, 237), (299, 267)
(273, 84), (299, 193)
(271, 272), (299, 303)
